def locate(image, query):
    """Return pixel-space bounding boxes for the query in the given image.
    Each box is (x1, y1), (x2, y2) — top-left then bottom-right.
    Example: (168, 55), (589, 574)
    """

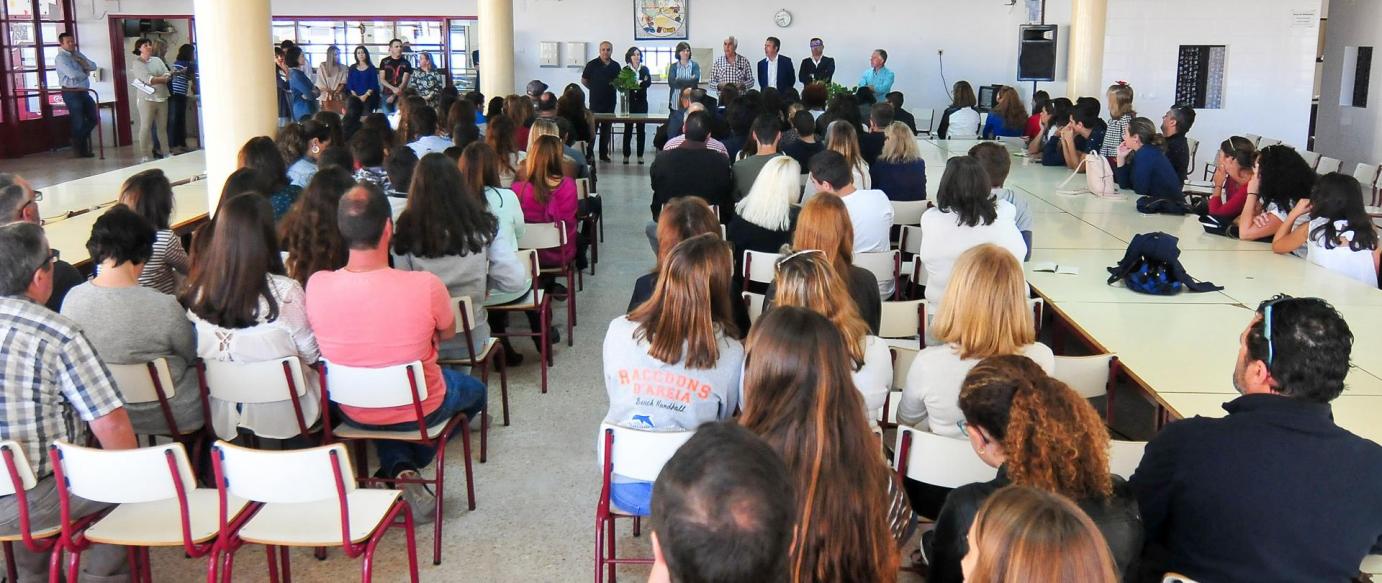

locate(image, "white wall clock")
(774, 9), (793, 28)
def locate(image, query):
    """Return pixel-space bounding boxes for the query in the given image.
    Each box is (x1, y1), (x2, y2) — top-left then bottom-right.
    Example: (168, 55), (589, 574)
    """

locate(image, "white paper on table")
(1031, 262), (1079, 275)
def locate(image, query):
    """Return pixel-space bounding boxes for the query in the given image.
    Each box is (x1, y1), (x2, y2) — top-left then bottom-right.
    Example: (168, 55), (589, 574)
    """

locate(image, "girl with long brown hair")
(925, 355), (1141, 583)
(802, 120), (870, 199)
(512, 135), (578, 277)
(981, 86), (1028, 139)
(458, 142), (531, 366)
(739, 307), (911, 583)
(238, 135), (300, 221)
(182, 193), (321, 441)
(485, 114), (524, 187)
(602, 234), (744, 514)
(118, 168), (189, 294)
(961, 486), (1119, 583)
(504, 94), (535, 151)
(777, 193), (881, 332)
(277, 166), (354, 285)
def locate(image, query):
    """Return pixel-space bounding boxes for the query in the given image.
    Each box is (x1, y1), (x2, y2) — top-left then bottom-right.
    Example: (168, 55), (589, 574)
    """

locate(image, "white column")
(193, 0), (278, 215)
(478, 0), (516, 99)
(1067, 0), (1108, 99)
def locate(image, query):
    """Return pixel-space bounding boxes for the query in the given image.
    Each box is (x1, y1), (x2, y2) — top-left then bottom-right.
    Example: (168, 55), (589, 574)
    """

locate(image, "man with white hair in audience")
(0, 173), (84, 311)
(661, 102), (728, 158)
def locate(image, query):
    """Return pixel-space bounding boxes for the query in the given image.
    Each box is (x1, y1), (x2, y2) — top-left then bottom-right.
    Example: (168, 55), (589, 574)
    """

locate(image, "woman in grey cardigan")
(666, 41), (701, 111)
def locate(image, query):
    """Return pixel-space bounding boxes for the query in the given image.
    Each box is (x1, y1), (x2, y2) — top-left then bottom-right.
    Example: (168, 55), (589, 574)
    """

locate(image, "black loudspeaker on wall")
(1018, 25), (1058, 82)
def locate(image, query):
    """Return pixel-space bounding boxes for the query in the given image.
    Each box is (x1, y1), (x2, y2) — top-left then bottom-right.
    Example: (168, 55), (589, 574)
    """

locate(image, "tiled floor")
(0, 144), (175, 189)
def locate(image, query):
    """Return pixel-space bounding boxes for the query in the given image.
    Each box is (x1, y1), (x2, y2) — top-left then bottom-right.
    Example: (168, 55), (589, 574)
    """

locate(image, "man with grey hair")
(0, 221), (137, 582)
(0, 173), (82, 311)
(711, 36), (753, 91)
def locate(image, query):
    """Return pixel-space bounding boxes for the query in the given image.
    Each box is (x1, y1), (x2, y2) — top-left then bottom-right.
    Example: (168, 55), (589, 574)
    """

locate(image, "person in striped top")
(119, 169), (189, 294)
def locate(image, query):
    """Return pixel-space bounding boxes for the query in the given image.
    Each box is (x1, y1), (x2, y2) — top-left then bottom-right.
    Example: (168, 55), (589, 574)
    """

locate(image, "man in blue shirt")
(55, 33), (98, 158)
(858, 49), (894, 96)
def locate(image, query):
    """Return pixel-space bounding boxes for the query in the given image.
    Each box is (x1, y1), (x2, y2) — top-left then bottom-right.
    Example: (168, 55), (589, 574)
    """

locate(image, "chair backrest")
(202, 357), (309, 404)
(106, 358), (177, 404)
(0, 440), (38, 496)
(51, 441), (195, 504)
(742, 292), (765, 325)
(1244, 133), (1262, 146)
(1258, 137), (1282, 148)
(1051, 354), (1115, 399)
(893, 427), (997, 488)
(890, 346), (919, 391)
(1352, 163), (1380, 189)
(878, 300), (925, 340)
(213, 441), (355, 504)
(322, 359), (428, 408)
(898, 225), (923, 255)
(1361, 554), (1382, 575)
(515, 248), (541, 282)
(916, 108), (935, 134)
(1300, 150), (1321, 169)
(597, 423), (694, 483)
(1029, 297), (1045, 332)
(1186, 137), (1199, 167)
(1108, 440), (1147, 480)
(891, 201), (927, 226)
(575, 177), (591, 200)
(517, 221), (566, 251)
(742, 250), (781, 288)
(1315, 156), (1342, 175)
(855, 250), (900, 295)
(909, 251), (929, 286)
(451, 295), (478, 334)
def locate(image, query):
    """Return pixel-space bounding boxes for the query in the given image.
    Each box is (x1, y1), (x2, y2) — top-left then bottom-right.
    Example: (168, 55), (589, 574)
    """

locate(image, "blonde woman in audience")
(727, 156), (800, 278)
(897, 243), (1052, 436)
(869, 121), (928, 201)
(802, 120), (870, 200)
(603, 234), (744, 514)
(770, 251), (891, 421)
(1102, 82), (1136, 162)
(739, 307), (912, 583)
(960, 486), (1119, 583)
(524, 118), (578, 178)
(775, 193), (881, 333)
(925, 355), (1142, 582)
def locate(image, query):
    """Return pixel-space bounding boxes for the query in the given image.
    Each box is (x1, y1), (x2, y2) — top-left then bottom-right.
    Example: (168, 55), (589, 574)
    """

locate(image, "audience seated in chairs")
(968, 142), (1034, 258)
(1233, 144), (1316, 241)
(770, 192), (881, 333)
(732, 114), (786, 200)
(802, 120), (872, 201)
(870, 121), (928, 202)
(459, 142), (533, 365)
(858, 102), (891, 165)
(0, 173), (84, 311)
(277, 166), (354, 285)
(117, 168), (190, 294)
(649, 110), (735, 248)
(917, 156), (1026, 306)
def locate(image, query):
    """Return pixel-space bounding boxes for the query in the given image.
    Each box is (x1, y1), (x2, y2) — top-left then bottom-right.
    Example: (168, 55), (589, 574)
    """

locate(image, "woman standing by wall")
(315, 45), (348, 115)
(347, 45), (380, 116)
(167, 43), (196, 154)
(131, 38), (172, 162)
(622, 47), (652, 165)
(666, 41), (700, 112)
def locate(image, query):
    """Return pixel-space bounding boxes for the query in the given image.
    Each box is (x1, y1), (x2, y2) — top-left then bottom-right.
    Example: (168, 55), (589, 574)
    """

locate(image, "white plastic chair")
(1108, 440), (1147, 480)
(891, 200), (927, 226)
(439, 295), (511, 429)
(1052, 354), (1120, 427)
(1185, 137), (1199, 169)
(595, 423), (695, 583)
(855, 250), (901, 301)
(742, 291), (765, 325)
(741, 250), (781, 292)
(1315, 156), (1342, 175)
(198, 357), (317, 441)
(1299, 150), (1322, 170)
(915, 108), (935, 137)
(880, 346), (919, 428)
(1244, 134), (1262, 147)
(878, 300), (926, 351)
(489, 249), (555, 393)
(49, 441), (246, 583)
(1258, 137), (1282, 148)
(210, 441), (420, 580)
(892, 426), (997, 489)
(106, 358), (196, 442)
(517, 221), (576, 344)
(321, 359), (479, 565)
(0, 441), (61, 583)
(1354, 163), (1381, 207)
(1361, 554), (1382, 576)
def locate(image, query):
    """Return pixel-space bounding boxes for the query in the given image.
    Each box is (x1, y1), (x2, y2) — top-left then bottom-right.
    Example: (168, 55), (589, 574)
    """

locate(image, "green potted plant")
(611, 68), (642, 115)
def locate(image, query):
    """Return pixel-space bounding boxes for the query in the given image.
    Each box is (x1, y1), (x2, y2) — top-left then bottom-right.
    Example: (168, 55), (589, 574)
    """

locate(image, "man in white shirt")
(757, 37), (794, 93)
(808, 151), (895, 298)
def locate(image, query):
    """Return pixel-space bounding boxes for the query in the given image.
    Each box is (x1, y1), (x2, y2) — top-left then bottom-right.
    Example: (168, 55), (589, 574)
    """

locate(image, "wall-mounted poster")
(635, 0), (688, 41)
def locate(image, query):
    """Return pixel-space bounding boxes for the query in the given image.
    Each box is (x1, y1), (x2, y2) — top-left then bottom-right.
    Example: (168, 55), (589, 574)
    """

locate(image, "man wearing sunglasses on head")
(0, 173), (83, 311)
(1130, 295), (1382, 583)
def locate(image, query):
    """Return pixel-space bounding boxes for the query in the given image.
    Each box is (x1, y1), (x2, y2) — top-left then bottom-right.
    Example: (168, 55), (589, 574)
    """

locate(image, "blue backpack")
(1107, 232), (1222, 295)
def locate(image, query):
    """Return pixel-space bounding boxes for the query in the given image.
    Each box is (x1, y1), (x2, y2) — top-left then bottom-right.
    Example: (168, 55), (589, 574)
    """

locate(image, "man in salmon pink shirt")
(306, 183), (486, 521)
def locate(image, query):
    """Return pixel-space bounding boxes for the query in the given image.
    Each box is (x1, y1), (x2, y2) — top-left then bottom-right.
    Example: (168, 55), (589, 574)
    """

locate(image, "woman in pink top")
(512, 135), (579, 271)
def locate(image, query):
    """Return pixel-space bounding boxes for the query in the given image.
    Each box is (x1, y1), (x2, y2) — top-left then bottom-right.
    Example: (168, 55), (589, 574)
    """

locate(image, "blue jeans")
(342, 368), (486, 477)
(61, 90), (97, 150)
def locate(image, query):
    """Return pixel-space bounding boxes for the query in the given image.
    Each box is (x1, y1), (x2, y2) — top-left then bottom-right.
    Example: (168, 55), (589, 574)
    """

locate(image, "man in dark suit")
(756, 37), (795, 93)
(797, 38), (835, 85)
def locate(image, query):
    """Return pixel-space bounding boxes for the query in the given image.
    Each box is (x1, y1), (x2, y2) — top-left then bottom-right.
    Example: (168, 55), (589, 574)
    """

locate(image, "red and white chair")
(742, 291), (766, 325)
(0, 441), (64, 583)
(1052, 354), (1121, 427)
(879, 346), (919, 430)
(856, 250), (902, 301)
(878, 300), (927, 351)
(319, 359), (479, 565)
(210, 441), (419, 583)
(106, 358), (202, 450)
(195, 357), (318, 444)
(520, 221), (579, 341)
(489, 249), (556, 393)
(741, 250), (781, 293)
(439, 296), (512, 427)
(594, 423), (695, 583)
(892, 426), (997, 490)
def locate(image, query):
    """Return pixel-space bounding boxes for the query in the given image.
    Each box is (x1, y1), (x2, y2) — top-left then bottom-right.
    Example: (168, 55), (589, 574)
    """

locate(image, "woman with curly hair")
(739, 307), (912, 583)
(277, 166), (354, 285)
(923, 354), (1142, 583)
(1234, 144), (1318, 241)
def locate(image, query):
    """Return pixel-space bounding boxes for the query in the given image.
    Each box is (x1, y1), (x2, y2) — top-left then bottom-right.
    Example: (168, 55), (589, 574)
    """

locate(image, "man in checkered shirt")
(710, 36), (754, 92)
(0, 221), (136, 581)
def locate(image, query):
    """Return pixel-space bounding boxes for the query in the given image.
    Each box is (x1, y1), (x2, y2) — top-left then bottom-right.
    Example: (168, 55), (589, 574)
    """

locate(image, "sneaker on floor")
(395, 469), (436, 524)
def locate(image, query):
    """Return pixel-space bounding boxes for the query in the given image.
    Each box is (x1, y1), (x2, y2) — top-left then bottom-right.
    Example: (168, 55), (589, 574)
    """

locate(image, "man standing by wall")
(757, 37), (794, 93)
(711, 36), (754, 92)
(55, 32), (98, 158)
(582, 41), (621, 163)
(798, 38), (834, 86)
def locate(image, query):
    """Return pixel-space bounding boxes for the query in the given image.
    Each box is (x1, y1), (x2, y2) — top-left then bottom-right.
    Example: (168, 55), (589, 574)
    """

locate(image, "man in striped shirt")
(0, 222), (137, 581)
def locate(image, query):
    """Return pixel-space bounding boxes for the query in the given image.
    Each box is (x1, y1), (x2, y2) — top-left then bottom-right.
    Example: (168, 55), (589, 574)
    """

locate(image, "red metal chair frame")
(491, 251), (556, 393)
(594, 427), (654, 583)
(194, 358), (319, 447)
(319, 363), (476, 566)
(0, 445), (69, 583)
(446, 301), (510, 434)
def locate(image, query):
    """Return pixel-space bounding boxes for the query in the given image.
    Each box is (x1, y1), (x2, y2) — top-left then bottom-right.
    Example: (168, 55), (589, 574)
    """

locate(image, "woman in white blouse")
(918, 156), (1027, 307)
(183, 193), (321, 441)
(896, 243), (1054, 436)
(1272, 173), (1381, 287)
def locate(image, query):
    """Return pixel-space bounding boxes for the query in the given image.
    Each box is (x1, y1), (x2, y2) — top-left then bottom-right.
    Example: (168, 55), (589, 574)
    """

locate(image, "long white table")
(37, 150), (207, 224)
(45, 181), (209, 267)
(915, 139), (1382, 440)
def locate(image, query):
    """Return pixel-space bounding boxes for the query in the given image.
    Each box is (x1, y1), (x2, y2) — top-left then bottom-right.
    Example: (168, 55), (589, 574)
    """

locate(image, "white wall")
(1102, 0), (1321, 172)
(1315, 0), (1382, 171)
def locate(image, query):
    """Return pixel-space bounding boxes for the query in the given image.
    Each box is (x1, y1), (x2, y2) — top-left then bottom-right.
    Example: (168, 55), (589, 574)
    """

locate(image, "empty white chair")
(1108, 440), (1147, 480)
(893, 426), (997, 489)
(199, 357), (318, 440)
(741, 250), (781, 292)
(1315, 156), (1342, 175)
(742, 291), (766, 325)
(1052, 354), (1120, 426)
(878, 299), (926, 351)
(915, 108), (935, 137)
(1299, 150), (1321, 170)
(210, 441), (419, 579)
(891, 200), (927, 226)
(595, 423), (695, 583)
(855, 250), (901, 301)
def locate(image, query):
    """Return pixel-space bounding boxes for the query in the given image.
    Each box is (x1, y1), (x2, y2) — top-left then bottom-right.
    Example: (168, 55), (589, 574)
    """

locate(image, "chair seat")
(238, 489), (403, 546)
(84, 489), (248, 546)
(487, 289), (545, 311)
(884, 337), (922, 351)
(331, 417), (454, 441)
(0, 524), (60, 542)
(437, 338), (497, 367)
(1362, 554), (1382, 575)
